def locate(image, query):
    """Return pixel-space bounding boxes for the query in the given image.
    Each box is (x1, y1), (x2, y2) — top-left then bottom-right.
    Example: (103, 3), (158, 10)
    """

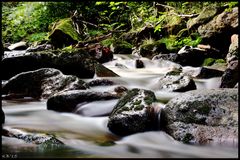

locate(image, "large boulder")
(107, 88), (159, 136)
(2, 68), (87, 99)
(48, 18), (81, 49)
(161, 89), (238, 146)
(47, 90), (119, 113)
(187, 6), (219, 30)
(175, 46), (221, 67)
(1, 49), (118, 80)
(198, 7), (238, 56)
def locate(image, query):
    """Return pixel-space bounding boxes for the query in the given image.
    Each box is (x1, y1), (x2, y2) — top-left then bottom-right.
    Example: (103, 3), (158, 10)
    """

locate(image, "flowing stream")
(2, 53), (238, 158)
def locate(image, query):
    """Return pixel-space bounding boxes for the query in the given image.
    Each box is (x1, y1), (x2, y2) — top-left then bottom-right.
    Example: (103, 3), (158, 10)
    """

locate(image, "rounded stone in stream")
(135, 59), (145, 68)
(86, 79), (115, 87)
(107, 88), (159, 136)
(47, 90), (119, 113)
(161, 89), (238, 146)
(157, 75), (196, 92)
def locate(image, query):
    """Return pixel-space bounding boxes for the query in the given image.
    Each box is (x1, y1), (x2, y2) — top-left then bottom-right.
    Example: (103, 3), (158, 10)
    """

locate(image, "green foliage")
(142, 37), (155, 46)
(202, 58), (226, 66)
(2, 2), (72, 43)
(159, 33), (202, 52)
(25, 32), (48, 42)
(224, 2), (238, 12)
(100, 38), (115, 47)
(202, 58), (216, 66)
(215, 59), (225, 64)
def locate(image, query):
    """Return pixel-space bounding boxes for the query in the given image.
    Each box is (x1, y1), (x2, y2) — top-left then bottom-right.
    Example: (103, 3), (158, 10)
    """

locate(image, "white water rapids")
(2, 53), (238, 158)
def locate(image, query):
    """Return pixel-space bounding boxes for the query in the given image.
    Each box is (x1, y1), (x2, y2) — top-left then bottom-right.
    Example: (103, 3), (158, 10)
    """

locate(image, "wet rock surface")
(182, 67), (224, 79)
(108, 88), (159, 136)
(47, 90), (119, 113)
(2, 68), (87, 99)
(156, 75), (196, 92)
(220, 60), (238, 88)
(2, 127), (63, 146)
(161, 89), (238, 146)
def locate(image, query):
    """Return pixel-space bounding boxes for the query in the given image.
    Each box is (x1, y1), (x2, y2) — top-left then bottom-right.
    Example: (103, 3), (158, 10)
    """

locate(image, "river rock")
(182, 67), (224, 79)
(107, 88), (158, 136)
(226, 34), (238, 64)
(48, 18), (81, 48)
(135, 59), (145, 68)
(2, 127), (63, 146)
(152, 53), (178, 62)
(220, 60), (238, 88)
(8, 41), (28, 50)
(156, 75), (196, 92)
(161, 89), (238, 146)
(187, 6), (219, 30)
(47, 90), (119, 113)
(198, 7), (238, 56)
(26, 43), (53, 52)
(2, 68), (87, 99)
(86, 79), (115, 87)
(2, 49), (118, 80)
(175, 46), (221, 67)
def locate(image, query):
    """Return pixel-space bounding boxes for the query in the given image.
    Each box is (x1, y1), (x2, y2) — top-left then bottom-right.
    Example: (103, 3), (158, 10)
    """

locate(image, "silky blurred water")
(2, 53), (237, 158)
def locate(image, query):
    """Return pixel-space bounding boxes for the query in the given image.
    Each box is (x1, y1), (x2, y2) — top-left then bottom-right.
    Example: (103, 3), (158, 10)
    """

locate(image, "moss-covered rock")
(107, 88), (158, 136)
(48, 18), (81, 48)
(187, 6), (219, 30)
(161, 89), (238, 146)
(139, 41), (168, 59)
(198, 7), (238, 55)
(110, 40), (133, 54)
